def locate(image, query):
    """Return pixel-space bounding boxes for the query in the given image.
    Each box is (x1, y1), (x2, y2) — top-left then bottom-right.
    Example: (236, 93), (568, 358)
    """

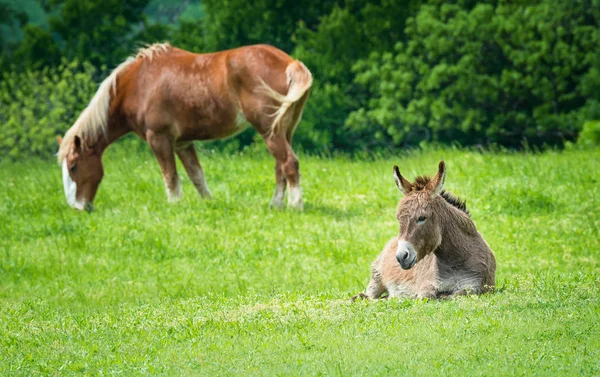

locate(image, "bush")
(347, 0), (600, 149)
(578, 121), (600, 146)
(0, 60), (98, 160)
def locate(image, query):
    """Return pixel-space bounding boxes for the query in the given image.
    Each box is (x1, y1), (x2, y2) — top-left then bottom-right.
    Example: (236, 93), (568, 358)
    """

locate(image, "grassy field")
(1, 145), (599, 376)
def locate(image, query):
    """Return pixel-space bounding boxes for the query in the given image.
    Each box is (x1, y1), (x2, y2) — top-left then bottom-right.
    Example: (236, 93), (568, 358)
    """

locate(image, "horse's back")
(113, 44), (305, 141)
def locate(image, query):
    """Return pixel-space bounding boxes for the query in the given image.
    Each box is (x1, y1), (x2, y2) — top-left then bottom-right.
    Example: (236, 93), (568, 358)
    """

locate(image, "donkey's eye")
(417, 216), (427, 224)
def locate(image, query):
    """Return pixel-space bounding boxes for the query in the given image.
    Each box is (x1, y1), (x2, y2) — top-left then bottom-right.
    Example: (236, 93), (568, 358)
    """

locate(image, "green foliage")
(2, 0), (600, 157)
(292, 0), (423, 150)
(348, 0), (600, 148)
(1, 148), (599, 373)
(201, 0), (336, 53)
(578, 121), (600, 146)
(0, 60), (97, 159)
(48, 0), (150, 68)
(0, 0), (28, 69)
(12, 24), (60, 70)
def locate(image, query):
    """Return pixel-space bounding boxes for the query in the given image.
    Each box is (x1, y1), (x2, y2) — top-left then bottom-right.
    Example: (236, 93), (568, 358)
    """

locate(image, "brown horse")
(353, 161), (496, 300)
(57, 43), (312, 211)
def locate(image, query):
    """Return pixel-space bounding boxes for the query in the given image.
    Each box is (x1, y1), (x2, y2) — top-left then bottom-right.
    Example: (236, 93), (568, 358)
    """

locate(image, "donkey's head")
(392, 161), (447, 270)
(57, 135), (104, 212)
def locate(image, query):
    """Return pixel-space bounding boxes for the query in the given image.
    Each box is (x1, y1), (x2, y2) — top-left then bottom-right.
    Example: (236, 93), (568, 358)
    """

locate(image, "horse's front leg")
(147, 130), (182, 202)
(176, 143), (212, 199)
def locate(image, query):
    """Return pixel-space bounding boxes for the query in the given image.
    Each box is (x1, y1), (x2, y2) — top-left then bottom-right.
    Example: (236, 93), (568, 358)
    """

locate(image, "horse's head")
(392, 161), (446, 270)
(57, 135), (104, 212)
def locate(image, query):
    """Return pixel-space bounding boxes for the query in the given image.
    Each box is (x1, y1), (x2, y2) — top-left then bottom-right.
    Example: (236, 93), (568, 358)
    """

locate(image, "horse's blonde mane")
(57, 43), (172, 164)
(136, 42), (171, 61)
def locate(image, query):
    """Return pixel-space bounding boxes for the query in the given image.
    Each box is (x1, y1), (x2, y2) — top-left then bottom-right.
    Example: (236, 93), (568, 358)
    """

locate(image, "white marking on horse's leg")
(287, 182), (303, 210)
(189, 168), (212, 198)
(166, 177), (182, 202)
(270, 181), (285, 209)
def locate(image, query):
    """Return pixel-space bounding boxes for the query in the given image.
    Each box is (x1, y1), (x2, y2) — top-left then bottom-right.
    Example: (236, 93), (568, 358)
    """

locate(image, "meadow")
(1, 145), (599, 376)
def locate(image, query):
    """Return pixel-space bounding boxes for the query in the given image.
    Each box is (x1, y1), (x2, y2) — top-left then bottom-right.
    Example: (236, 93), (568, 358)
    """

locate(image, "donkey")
(353, 161), (496, 300)
(57, 43), (312, 211)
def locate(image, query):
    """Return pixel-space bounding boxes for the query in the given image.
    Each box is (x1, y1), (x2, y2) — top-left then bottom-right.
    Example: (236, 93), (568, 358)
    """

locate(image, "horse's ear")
(393, 165), (412, 195)
(74, 135), (82, 151)
(427, 160), (446, 196)
(56, 136), (63, 145)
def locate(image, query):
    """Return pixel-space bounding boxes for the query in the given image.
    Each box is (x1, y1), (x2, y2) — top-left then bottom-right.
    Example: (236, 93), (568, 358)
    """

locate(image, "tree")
(48, 0), (150, 68)
(201, 0), (337, 53)
(348, 0), (600, 148)
(291, 0), (424, 151)
(0, 1), (28, 69)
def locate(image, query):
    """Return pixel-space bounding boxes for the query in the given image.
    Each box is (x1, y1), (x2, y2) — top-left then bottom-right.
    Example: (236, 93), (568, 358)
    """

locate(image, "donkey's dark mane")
(440, 190), (470, 216)
(411, 175), (470, 216)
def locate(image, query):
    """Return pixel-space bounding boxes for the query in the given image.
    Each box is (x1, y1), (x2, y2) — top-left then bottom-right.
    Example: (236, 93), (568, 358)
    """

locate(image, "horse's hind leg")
(146, 130), (182, 202)
(176, 143), (212, 199)
(260, 101), (305, 210)
(282, 141), (302, 210)
(263, 134), (288, 209)
(281, 99), (307, 210)
(262, 133), (302, 209)
(244, 93), (305, 209)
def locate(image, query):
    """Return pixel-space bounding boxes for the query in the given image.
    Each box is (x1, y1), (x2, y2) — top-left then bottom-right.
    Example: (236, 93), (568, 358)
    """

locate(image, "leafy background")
(1, 0), (599, 158)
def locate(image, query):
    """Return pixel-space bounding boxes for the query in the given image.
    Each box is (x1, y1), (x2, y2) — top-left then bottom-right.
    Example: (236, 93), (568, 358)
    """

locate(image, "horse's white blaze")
(62, 160), (82, 209)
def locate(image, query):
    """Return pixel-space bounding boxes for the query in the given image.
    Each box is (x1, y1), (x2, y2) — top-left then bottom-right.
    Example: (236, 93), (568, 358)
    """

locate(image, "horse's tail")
(57, 57), (135, 164)
(258, 60), (313, 138)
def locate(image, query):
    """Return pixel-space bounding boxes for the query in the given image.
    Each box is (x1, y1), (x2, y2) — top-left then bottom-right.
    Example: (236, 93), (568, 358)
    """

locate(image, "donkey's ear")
(427, 160), (446, 196)
(56, 136), (63, 145)
(393, 165), (412, 195)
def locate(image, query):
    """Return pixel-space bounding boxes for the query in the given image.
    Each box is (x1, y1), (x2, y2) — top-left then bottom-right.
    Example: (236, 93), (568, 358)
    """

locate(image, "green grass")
(1, 146), (599, 376)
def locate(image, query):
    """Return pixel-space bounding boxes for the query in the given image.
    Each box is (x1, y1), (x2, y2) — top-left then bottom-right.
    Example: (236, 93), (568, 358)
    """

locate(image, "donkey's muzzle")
(396, 240), (417, 270)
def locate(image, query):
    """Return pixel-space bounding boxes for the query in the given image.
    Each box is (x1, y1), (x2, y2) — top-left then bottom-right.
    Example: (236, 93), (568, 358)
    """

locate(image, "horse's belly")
(176, 109), (250, 141)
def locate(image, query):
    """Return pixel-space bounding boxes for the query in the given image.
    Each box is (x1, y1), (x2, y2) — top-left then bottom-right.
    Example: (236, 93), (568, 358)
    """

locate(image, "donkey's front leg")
(147, 131), (182, 202)
(351, 271), (386, 301)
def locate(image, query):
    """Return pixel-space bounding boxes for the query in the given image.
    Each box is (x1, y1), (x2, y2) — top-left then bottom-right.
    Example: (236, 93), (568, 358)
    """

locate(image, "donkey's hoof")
(350, 293), (369, 302)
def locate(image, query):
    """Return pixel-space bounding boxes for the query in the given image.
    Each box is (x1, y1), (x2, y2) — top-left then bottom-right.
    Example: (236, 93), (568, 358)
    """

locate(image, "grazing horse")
(57, 43), (312, 211)
(353, 161), (496, 300)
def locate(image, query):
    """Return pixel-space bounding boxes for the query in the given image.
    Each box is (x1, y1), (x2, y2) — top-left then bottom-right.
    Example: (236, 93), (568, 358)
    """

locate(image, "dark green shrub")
(347, 0), (600, 149)
(0, 60), (98, 160)
(578, 121), (600, 146)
